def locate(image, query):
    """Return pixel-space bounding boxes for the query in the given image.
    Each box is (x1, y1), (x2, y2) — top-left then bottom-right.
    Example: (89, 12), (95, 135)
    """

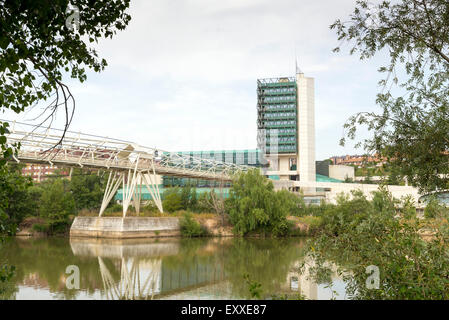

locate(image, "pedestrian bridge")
(4, 120), (251, 216)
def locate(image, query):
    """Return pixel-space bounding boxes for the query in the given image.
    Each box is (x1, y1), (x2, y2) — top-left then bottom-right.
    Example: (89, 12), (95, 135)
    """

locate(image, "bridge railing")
(3, 119), (251, 180)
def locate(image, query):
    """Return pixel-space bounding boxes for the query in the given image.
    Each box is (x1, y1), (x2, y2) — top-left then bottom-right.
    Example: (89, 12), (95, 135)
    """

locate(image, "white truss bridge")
(4, 120), (251, 216)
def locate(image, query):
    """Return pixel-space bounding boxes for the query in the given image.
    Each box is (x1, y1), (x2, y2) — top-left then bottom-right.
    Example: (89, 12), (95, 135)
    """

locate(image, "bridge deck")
(4, 120), (250, 181)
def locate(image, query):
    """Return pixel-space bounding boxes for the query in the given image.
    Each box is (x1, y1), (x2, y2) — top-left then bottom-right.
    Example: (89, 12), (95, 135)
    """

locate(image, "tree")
(423, 195), (449, 218)
(69, 169), (105, 211)
(364, 169), (372, 184)
(39, 178), (75, 225)
(226, 170), (292, 236)
(197, 189), (227, 222)
(0, 164), (35, 296)
(386, 164), (402, 185)
(162, 188), (183, 213)
(162, 185), (201, 213)
(334, 0), (449, 193)
(0, 0), (131, 163)
(179, 184), (190, 209)
(0, 164), (34, 234)
(189, 187), (198, 210)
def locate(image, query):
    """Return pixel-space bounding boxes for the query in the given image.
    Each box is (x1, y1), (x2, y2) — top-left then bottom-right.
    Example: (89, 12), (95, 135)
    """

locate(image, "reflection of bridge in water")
(70, 238), (231, 300)
(70, 238), (345, 300)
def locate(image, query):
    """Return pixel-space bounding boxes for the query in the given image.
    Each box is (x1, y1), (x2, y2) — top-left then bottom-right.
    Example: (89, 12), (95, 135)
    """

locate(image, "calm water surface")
(0, 237), (348, 300)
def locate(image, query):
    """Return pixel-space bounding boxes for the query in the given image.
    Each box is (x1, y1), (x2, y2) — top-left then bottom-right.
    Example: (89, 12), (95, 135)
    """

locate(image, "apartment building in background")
(21, 164), (69, 182)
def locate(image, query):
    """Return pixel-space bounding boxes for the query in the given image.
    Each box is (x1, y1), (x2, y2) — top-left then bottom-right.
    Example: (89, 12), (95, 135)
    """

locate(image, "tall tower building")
(257, 69), (316, 183)
(296, 70), (316, 183)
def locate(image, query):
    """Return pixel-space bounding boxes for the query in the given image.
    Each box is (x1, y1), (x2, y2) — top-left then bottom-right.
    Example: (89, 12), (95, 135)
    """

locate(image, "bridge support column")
(98, 168), (163, 217)
(122, 171), (138, 217)
(133, 175), (142, 215)
(121, 156), (141, 217)
(99, 171), (123, 217)
(141, 170), (163, 213)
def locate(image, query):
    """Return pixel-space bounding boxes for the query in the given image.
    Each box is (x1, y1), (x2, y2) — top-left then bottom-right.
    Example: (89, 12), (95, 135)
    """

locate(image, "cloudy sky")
(9, 0), (389, 160)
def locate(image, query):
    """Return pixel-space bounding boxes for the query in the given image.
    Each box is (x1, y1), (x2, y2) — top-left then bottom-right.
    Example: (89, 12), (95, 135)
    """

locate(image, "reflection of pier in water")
(70, 238), (230, 300)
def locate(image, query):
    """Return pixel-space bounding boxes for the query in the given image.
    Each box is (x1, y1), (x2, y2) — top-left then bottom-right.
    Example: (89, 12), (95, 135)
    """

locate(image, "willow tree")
(0, 0), (131, 164)
(335, 0), (449, 193)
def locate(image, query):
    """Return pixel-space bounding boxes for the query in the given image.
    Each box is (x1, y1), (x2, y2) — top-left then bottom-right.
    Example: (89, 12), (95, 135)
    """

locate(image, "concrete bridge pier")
(70, 217), (181, 239)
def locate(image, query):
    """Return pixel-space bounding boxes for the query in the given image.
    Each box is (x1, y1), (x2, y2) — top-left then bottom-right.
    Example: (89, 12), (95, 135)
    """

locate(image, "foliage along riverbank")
(299, 189), (449, 300)
(2, 164), (446, 240)
(1, 164), (322, 238)
(1, 164), (108, 237)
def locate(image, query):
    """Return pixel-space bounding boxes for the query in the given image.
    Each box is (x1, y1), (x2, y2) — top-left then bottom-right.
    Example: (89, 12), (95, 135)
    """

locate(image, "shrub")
(32, 223), (49, 233)
(398, 195), (417, 219)
(163, 189), (183, 213)
(297, 216), (323, 234)
(142, 201), (159, 213)
(105, 203), (123, 214)
(424, 196), (448, 219)
(299, 200), (335, 217)
(48, 220), (71, 234)
(32, 220), (71, 235)
(179, 212), (207, 237)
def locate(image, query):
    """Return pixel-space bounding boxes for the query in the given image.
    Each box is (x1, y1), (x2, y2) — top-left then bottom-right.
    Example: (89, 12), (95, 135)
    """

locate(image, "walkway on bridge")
(4, 120), (251, 216)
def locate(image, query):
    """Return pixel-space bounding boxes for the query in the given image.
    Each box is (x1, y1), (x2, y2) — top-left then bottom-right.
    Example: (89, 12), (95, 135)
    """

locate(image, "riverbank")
(16, 214), (321, 239)
(69, 214), (320, 239)
(15, 217), (60, 237)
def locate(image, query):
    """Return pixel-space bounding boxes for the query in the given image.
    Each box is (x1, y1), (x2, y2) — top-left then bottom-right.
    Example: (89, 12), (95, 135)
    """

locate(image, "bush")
(31, 220), (71, 235)
(296, 200), (335, 218)
(32, 223), (50, 233)
(179, 212), (207, 237)
(424, 196), (448, 219)
(48, 220), (72, 234)
(142, 201), (159, 213)
(297, 216), (323, 234)
(105, 203), (123, 214)
(163, 189), (183, 212)
(398, 195), (417, 219)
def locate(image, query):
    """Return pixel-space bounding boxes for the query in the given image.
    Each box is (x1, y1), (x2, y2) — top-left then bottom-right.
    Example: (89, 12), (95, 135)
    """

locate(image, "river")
(0, 237), (348, 300)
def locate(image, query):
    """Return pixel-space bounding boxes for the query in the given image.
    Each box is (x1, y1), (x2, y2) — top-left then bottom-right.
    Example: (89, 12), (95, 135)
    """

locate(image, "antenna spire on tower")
(295, 56), (303, 75)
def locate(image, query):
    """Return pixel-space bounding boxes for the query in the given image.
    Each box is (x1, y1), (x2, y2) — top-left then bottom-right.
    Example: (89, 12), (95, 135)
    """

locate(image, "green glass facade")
(162, 149), (263, 187)
(115, 186), (230, 201)
(173, 149), (263, 166)
(257, 77), (298, 154)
